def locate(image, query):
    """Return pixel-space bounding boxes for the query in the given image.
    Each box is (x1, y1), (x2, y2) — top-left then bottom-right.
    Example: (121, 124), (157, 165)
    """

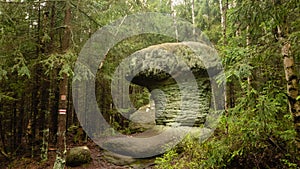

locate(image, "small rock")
(129, 102), (155, 130)
(66, 146), (92, 167)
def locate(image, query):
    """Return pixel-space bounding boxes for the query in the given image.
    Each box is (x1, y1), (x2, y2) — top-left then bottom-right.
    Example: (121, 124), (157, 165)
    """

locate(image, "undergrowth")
(155, 90), (299, 168)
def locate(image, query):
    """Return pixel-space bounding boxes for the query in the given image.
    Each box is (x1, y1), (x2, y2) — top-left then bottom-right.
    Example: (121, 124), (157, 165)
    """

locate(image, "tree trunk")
(246, 25), (252, 91)
(170, 0), (178, 42)
(12, 101), (17, 152)
(30, 0), (42, 157)
(66, 79), (73, 130)
(191, 0), (195, 39)
(219, 0), (227, 45)
(48, 1), (59, 146)
(274, 0), (300, 151)
(17, 94), (25, 146)
(49, 69), (59, 145)
(282, 42), (300, 151)
(219, 0), (229, 134)
(53, 1), (71, 168)
(39, 77), (50, 161)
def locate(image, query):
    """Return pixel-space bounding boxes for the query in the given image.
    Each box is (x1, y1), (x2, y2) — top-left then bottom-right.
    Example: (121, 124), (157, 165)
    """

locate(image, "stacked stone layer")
(125, 42), (215, 126)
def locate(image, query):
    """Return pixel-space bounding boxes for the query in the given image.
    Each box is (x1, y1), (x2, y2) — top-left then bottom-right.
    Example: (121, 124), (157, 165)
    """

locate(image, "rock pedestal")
(99, 42), (221, 159)
(125, 42), (215, 127)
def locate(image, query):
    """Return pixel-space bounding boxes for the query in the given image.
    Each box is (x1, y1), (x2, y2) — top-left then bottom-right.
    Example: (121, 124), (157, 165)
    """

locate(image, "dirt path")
(3, 140), (154, 169)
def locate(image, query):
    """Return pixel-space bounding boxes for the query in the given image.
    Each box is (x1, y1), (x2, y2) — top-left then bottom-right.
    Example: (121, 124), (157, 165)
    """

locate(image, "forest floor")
(2, 139), (155, 169)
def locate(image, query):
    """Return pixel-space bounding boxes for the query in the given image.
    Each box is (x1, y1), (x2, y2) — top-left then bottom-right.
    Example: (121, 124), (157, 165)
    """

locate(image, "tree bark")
(49, 69), (59, 145)
(17, 94), (24, 146)
(191, 0), (195, 39)
(282, 42), (300, 151)
(170, 0), (178, 42)
(54, 1), (71, 168)
(47, 1), (59, 146)
(219, 0), (229, 135)
(30, 0), (42, 157)
(274, 0), (300, 151)
(219, 0), (227, 45)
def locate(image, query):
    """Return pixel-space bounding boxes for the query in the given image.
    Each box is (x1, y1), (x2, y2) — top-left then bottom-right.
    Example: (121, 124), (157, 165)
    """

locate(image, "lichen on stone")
(123, 42), (217, 127)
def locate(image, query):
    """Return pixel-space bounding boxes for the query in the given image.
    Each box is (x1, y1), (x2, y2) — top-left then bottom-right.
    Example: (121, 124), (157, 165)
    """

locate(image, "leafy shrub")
(155, 89), (299, 168)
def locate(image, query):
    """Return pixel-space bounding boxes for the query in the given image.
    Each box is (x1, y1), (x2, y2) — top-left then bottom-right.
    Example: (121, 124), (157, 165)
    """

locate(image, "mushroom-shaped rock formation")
(124, 42), (218, 127)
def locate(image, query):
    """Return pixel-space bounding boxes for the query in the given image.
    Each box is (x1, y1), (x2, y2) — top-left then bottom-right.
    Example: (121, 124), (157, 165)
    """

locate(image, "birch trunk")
(191, 0), (195, 39)
(219, 0), (229, 134)
(219, 0), (227, 45)
(170, 0), (178, 42)
(282, 42), (300, 151)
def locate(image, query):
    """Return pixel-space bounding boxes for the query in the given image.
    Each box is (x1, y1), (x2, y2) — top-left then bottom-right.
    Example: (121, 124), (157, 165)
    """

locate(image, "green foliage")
(40, 129), (49, 162)
(42, 51), (77, 78)
(155, 149), (179, 169)
(155, 6), (299, 161)
(0, 93), (16, 102)
(130, 86), (150, 108)
(280, 158), (298, 169)
(12, 56), (31, 78)
(0, 66), (8, 80)
(147, 0), (171, 13)
(156, 86), (298, 168)
(53, 155), (66, 169)
(175, 0), (221, 44)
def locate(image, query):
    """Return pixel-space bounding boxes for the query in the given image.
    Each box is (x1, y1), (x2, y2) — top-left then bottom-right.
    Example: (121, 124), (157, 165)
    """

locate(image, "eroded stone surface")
(102, 150), (155, 168)
(129, 101), (156, 130)
(99, 125), (212, 158)
(124, 42), (216, 126)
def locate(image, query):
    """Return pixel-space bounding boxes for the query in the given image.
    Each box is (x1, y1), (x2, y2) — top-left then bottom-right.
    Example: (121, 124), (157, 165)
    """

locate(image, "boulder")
(66, 146), (92, 167)
(129, 101), (155, 130)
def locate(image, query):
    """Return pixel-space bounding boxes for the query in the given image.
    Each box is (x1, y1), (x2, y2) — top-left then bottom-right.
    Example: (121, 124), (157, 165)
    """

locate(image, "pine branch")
(69, 1), (102, 27)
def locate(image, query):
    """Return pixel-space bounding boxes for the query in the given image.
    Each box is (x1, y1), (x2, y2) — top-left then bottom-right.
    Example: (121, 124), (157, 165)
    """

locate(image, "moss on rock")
(66, 146), (92, 167)
(124, 42), (215, 126)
